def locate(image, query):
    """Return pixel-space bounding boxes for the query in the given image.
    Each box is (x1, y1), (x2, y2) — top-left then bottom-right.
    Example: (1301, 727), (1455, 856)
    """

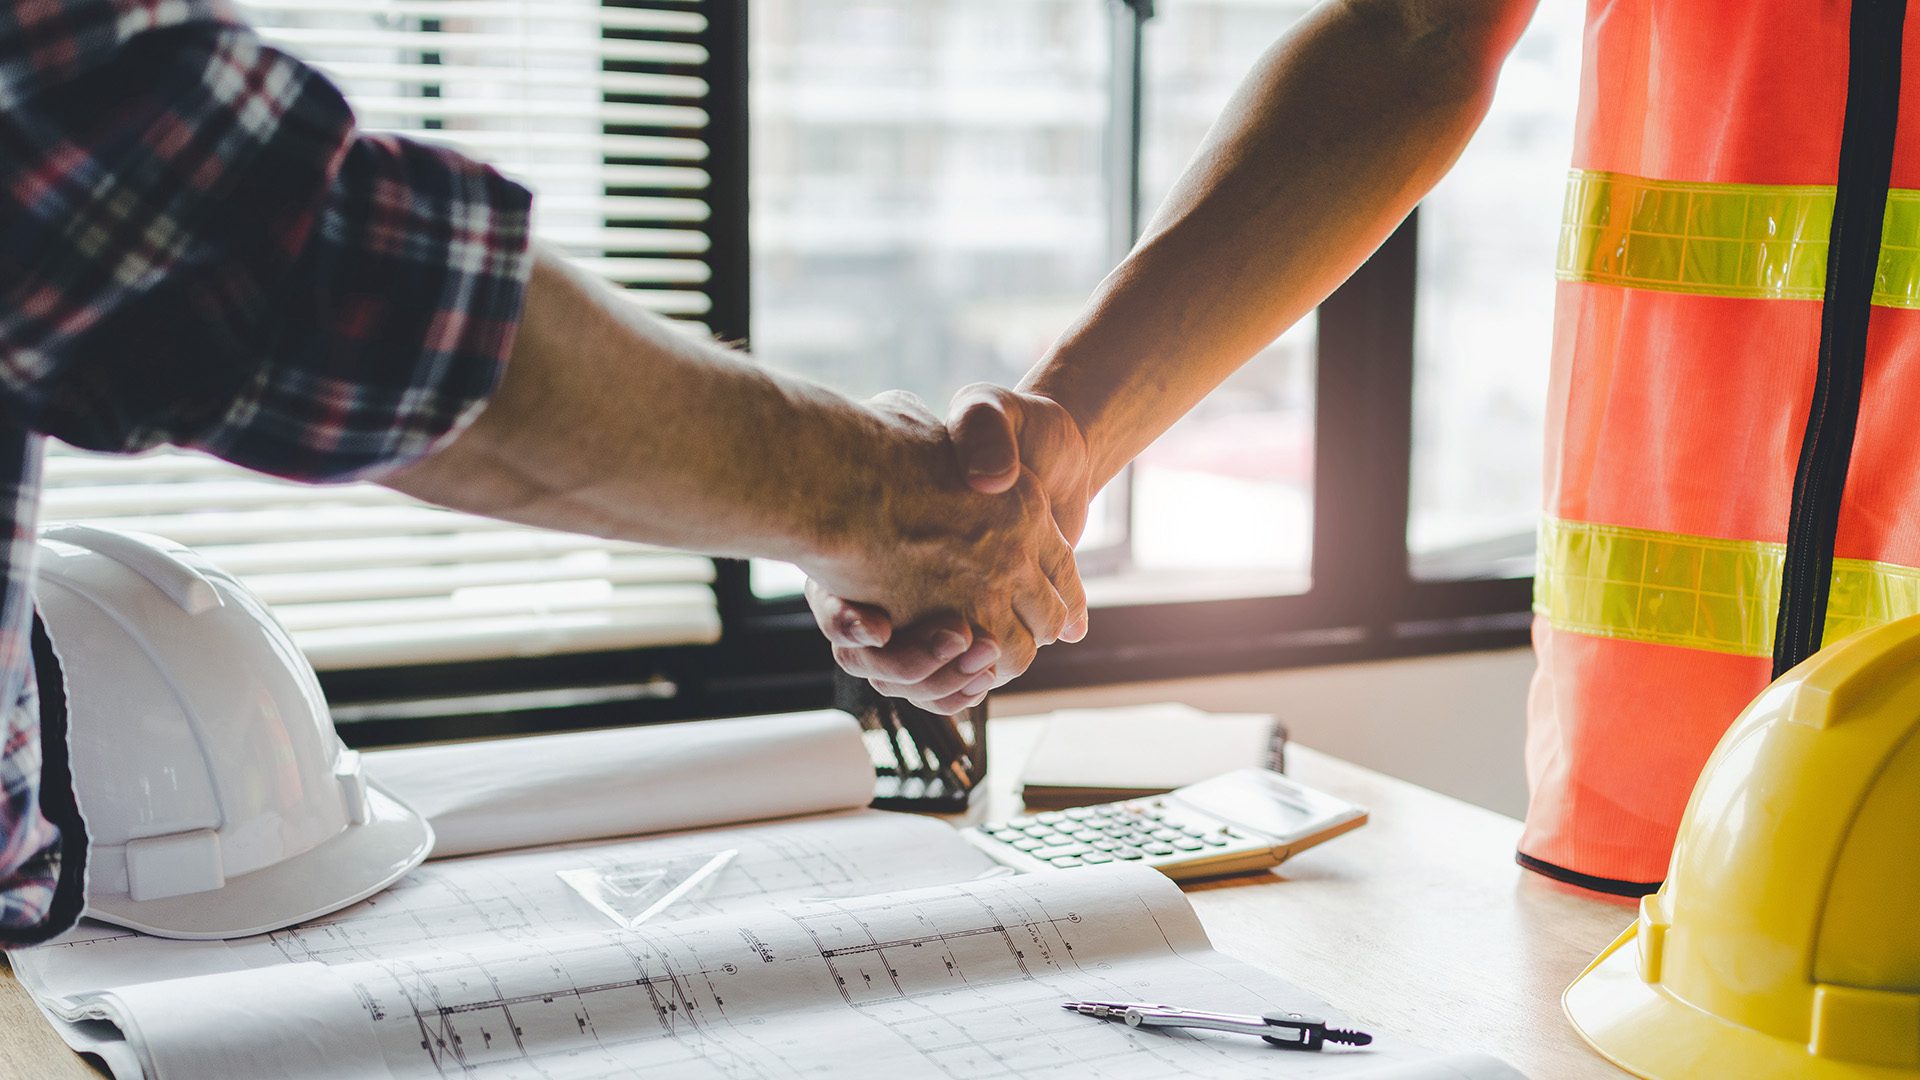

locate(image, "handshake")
(801, 383), (1096, 715)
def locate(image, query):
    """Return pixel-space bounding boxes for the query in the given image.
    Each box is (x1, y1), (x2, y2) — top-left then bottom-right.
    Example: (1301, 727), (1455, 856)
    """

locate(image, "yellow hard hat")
(1564, 614), (1920, 1079)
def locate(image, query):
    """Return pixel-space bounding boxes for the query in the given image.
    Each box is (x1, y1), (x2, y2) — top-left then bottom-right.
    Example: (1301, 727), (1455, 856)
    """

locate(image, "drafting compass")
(1062, 1001), (1373, 1050)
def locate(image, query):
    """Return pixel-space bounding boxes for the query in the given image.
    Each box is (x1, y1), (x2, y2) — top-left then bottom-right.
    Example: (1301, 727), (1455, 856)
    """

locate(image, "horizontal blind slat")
(505, 167), (710, 192)
(569, 258), (711, 286)
(275, 583), (717, 631)
(246, 554), (712, 605)
(196, 531), (698, 575)
(540, 227), (709, 253)
(297, 604), (721, 670)
(42, 479), (410, 517)
(395, 129), (708, 160)
(53, 505), (551, 545)
(258, 27), (708, 65)
(602, 286), (712, 314)
(238, 1), (707, 34)
(315, 61), (707, 97)
(350, 97), (708, 128)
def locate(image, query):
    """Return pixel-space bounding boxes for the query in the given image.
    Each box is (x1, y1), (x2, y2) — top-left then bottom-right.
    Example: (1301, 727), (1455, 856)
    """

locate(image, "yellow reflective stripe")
(1534, 517), (1920, 656)
(1555, 170), (1920, 308)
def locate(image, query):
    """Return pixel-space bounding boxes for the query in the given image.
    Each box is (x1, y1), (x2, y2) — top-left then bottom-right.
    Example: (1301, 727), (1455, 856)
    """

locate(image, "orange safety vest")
(1523, 0), (1920, 893)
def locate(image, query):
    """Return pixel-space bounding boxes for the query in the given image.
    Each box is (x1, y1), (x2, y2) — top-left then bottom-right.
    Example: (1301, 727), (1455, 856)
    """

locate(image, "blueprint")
(361, 711), (878, 857)
(62, 865), (1522, 1080)
(14, 810), (997, 1012)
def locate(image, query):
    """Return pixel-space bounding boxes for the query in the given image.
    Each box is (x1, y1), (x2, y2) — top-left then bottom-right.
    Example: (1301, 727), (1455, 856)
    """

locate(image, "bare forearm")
(386, 248), (887, 564)
(1029, 0), (1536, 487)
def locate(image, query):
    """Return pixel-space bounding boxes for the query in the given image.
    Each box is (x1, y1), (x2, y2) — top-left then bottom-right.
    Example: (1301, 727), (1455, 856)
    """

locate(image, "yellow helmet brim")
(1565, 923), (1919, 1080)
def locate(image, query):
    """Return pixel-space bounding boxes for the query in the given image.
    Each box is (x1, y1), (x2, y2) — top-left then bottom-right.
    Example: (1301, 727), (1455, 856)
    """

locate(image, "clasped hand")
(806, 385), (1093, 714)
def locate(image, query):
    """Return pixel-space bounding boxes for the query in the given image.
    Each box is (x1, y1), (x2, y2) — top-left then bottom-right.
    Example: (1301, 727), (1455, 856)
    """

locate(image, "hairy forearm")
(1028, 0), (1537, 487)
(385, 248), (890, 564)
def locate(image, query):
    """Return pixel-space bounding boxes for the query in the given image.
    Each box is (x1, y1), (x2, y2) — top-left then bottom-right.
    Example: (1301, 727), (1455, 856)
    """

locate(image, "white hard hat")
(33, 524), (433, 940)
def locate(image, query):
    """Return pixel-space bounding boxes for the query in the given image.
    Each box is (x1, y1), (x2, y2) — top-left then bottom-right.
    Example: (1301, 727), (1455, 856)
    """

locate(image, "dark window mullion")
(679, 0), (756, 623)
(1310, 212), (1419, 632)
(1079, 0), (1152, 578)
(698, 0), (752, 347)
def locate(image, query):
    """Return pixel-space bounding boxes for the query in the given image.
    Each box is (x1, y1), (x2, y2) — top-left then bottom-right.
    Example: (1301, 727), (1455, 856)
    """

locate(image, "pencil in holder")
(832, 670), (988, 812)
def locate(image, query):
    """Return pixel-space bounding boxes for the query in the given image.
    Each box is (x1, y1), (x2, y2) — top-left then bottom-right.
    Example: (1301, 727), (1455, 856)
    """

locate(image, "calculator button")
(1010, 838), (1043, 851)
(1150, 829), (1183, 842)
(1031, 843), (1091, 860)
(1089, 840), (1118, 852)
(1064, 808), (1095, 820)
(1050, 856), (1085, 867)
(1070, 829), (1102, 843)
(1081, 852), (1115, 864)
(1171, 839), (1204, 852)
(1200, 835), (1229, 846)
(1112, 847), (1145, 860)
(1143, 842), (1177, 856)
(1009, 816), (1037, 827)
(1036, 812), (1067, 824)
(1178, 825), (1206, 837)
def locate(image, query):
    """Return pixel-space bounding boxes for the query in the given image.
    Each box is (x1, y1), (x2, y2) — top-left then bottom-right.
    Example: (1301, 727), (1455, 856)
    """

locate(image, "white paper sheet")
(362, 710), (876, 857)
(73, 866), (1525, 1080)
(14, 811), (996, 1012)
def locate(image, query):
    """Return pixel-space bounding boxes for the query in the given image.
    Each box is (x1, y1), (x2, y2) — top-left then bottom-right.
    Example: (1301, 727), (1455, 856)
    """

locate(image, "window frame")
(326, 0), (1534, 748)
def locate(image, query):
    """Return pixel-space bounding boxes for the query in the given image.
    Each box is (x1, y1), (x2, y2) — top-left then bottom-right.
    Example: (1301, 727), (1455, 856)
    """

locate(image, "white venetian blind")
(39, 0), (724, 670)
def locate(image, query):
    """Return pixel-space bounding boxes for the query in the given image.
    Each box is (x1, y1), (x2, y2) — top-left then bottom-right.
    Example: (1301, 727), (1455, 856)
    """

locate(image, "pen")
(875, 702), (917, 783)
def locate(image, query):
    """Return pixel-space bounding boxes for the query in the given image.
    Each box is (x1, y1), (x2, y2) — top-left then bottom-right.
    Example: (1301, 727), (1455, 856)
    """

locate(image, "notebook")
(1017, 702), (1286, 807)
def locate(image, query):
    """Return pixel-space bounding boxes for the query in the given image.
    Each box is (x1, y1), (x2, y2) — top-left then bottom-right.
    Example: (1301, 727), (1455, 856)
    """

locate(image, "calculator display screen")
(1171, 769), (1352, 843)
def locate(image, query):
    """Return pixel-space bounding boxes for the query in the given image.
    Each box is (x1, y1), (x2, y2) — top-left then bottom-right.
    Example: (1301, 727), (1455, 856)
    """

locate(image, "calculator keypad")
(969, 798), (1273, 876)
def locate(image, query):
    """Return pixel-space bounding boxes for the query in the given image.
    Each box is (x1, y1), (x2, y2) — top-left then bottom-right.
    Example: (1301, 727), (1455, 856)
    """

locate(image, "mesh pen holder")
(833, 670), (988, 812)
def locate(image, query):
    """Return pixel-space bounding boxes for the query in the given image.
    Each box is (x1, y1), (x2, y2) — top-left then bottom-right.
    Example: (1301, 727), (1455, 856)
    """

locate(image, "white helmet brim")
(85, 781), (432, 941)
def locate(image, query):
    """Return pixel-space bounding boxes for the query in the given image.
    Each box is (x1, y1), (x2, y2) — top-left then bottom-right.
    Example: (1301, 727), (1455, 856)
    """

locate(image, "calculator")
(961, 768), (1368, 880)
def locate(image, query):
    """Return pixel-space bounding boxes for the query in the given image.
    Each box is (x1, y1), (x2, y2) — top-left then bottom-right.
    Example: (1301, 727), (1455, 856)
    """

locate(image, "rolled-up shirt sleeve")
(0, 0), (532, 943)
(0, 1), (533, 482)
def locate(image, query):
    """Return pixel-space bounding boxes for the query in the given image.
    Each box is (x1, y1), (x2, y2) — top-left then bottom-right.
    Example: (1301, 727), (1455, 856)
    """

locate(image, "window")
(747, 0), (1121, 598)
(1122, 0), (1316, 598)
(726, 0), (1547, 701)
(748, 0), (1324, 603)
(1409, 2), (1582, 581)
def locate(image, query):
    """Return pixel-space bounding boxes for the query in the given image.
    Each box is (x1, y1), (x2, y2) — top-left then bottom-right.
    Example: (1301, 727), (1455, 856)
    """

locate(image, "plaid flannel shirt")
(0, 0), (533, 943)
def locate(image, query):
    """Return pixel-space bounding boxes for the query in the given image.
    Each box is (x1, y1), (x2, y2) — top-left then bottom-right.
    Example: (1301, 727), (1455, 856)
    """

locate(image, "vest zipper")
(1773, 0), (1909, 679)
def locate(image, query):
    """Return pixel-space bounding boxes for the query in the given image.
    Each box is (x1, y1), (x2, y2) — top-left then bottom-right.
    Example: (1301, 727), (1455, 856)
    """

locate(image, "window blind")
(39, 0), (725, 671)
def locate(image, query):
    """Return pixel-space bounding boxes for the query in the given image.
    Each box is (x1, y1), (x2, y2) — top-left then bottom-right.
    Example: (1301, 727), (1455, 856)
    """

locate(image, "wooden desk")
(963, 717), (1636, 1080)
(0, 718), (1636, 1079)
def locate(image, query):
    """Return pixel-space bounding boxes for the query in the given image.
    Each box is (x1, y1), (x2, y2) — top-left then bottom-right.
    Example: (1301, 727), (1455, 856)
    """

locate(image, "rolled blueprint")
(364, 710), (874, 857)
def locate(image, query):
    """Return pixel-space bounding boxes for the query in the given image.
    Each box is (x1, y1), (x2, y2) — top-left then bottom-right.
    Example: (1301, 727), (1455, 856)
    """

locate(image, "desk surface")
(964, 717), (1635, 1079)
(0, 717), (1635, 1079)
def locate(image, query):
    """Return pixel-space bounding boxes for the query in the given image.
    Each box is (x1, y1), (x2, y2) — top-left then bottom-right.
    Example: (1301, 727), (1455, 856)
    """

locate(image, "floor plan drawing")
(15, 812), (1522, 1080)
(16, 810), (997, 997)
(242, 870), (1434, 1080)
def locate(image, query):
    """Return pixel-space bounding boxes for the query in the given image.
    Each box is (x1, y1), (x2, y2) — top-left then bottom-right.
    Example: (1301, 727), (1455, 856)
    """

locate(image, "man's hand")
(799, 389), (1087, 712)
(808, 385), (1095, 713)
